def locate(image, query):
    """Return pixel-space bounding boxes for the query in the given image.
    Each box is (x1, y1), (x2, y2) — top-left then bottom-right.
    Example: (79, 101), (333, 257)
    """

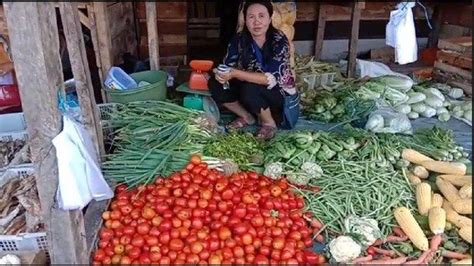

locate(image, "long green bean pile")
(102, 101), (222, 187)
(295, 160), (415, 238)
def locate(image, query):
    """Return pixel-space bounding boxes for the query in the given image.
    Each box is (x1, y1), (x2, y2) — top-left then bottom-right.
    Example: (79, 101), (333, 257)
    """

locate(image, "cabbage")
(426, 87), (446, 101)
(411, 103), (427, 113)
(448, 88), (464, 99)
(365, 114), (384, 131)
(375, 75), (413, 92)
(462, 101), (472, 111)
(395, 104), (411, 114)
(436, 107), (449, 115)
(424, 95), (444, 108)
(407, 112), (419, 119)
(438, 112), (451, 122)
(406, 92), (426, 104)
(421, 106), (436, 118)
(463, 111), (472, 122)
(385, 87), (409, 105)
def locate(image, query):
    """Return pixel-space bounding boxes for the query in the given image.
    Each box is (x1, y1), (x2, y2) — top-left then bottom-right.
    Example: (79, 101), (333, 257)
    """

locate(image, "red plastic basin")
(0, 84), (21, 107)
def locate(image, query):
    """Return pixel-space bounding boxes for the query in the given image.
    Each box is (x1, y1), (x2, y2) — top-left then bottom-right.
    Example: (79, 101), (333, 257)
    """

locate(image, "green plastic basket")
(105, 70), (167, 104)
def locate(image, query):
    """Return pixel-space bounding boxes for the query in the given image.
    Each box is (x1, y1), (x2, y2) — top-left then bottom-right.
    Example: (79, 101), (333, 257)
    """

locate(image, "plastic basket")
(0, 112), (26, 133)
(104, 70), (168, 104)
(0, 166), (49, 259)
(0, 130), (28, 142)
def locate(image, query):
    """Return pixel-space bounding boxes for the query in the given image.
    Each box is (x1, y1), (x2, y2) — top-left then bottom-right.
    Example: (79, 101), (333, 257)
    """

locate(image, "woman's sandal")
(256, 125), (277, 140)
(226, 117), (253, 131)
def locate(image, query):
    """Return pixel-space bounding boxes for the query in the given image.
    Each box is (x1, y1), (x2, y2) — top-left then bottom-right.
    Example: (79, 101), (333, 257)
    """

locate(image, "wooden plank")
(189, 17), (220, 24)
(347, 2), (362, 78)
(438, 37), (472, 55)
(84, 199), (110, 255)
(146, 1), (160, 70)
(92, 2), (113, 95)
(196, 2), (206, 18)
(313, 3), (326, 60)
(437, 50), (472, 70)
(78, 9), (91, 29)
(59, 2), (105, 157)
(3, 2), (88, 263)
(434, 60), (472, 81)
(433, 69), (472, 95)
(159, 34), (186, 45)
(157, 2), (187, 19)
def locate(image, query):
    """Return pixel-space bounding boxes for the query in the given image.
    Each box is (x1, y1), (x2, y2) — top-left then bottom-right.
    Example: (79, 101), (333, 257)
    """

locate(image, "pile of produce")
(203, 132), (264, 171)
(295, 160), (415, 238)
(301, 89), (376, 123)
(346, 149), (472, 264)
(0, 140), (28, 169)
(102, 101), (224, 188)
(262, 127), (468, 187)
(93, 155), (326, 265)
(0, 173), (42, 235)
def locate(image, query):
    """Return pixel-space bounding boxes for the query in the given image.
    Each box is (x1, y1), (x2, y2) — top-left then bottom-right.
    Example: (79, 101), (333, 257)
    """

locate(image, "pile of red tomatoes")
(93, 155), (326, 265)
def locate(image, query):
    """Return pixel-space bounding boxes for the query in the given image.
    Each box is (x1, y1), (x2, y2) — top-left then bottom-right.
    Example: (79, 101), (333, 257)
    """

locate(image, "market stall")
(0, 1), (471, 265)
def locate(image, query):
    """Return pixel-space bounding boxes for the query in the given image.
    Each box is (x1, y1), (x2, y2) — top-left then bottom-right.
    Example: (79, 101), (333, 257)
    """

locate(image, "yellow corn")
(413, 166), (429, 179)
(438, 175), (472, 187)
(428, 207), (446, 235)
(459, 183), (472, 199)
(452, 199), (472, 215)
(407, 172), (421, 185)
(453, 258), (472, 265)
(436, 177), (461, 203)
(443, 201), (472, 228)
(459, 226), (472, 244)
(402, 149), (434, 164)
(394, 207), (429, 251)
(416, 183), (432, 215)
(431, 193), (444, 208)
(421, 161), (466, 175)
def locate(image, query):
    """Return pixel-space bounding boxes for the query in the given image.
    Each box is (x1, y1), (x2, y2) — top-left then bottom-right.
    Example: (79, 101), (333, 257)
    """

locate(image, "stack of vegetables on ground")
(202, 132), (265, 172)
(102, 101), (225, 188)
(92, 155), (326, 265)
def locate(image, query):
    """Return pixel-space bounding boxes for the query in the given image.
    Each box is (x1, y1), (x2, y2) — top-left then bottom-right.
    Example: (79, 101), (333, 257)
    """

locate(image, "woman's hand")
(213, 68), (234, 84)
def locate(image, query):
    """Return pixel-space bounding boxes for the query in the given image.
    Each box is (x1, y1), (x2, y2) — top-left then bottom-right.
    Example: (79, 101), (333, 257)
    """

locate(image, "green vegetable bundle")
(294, 160), (415, 238)
(102, 101), (221, 187)
(203, 132), (265, 171)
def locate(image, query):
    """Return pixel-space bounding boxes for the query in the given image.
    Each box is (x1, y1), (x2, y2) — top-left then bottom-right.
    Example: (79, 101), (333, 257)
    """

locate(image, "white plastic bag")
(365, 100), (413, 134)
(339, 59), (412, 79)
(53, 116), (113, 210)
(386, 2), (418, 65)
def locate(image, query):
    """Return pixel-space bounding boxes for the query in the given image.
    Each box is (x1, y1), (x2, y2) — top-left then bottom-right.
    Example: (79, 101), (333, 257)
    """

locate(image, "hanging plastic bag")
(53, 115), (113, 210)
(386, 2), (418, 65)
(365, 99), (413, 134)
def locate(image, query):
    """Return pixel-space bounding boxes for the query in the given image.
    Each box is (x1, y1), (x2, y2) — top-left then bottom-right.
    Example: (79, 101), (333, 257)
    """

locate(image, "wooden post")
(3, 2), (88, 263)
(427, 3), (443, 48)
(93, 2), (112, 102)
(347, 2), (362, 78)
(314, 3), (326, 60)
(146, 2), (160, 70)
(59, 2), (105, 157)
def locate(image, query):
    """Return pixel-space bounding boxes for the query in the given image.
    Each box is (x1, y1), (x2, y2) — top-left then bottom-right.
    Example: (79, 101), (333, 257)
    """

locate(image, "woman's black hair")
(240, 0), (278, 69)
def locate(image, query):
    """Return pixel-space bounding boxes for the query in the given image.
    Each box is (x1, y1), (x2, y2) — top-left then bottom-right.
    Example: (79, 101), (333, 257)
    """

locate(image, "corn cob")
(421, 161), (467, 175)
(436, 177), (461, 203)
(416, 183), (432, 215)
(413, 166), (429, 179)
(394, 207), (429, 251)
(438, 175), (472, 187)
(428, 207), (446, 235)
(452, 199), (472, 215)
(407, 172), (421, 185)
(459, 183), (472, 199)
(459, 226), (472, 244)
(431, 193), (444, 208)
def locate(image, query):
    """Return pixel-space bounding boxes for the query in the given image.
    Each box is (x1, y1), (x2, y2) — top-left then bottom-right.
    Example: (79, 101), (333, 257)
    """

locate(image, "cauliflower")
(301, 162), (323, 179)
(286, 173), (310, 186)
(344, 215), (381, 246)
(264, 162), (283, 179)
(0, 254), (21, 264)
(329, 236), (361, 263)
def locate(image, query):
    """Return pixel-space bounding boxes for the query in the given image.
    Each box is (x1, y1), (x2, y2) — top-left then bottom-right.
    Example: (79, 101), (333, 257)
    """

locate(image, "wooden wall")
(134, 2), (187, 61)
(106, 2), (137, 65)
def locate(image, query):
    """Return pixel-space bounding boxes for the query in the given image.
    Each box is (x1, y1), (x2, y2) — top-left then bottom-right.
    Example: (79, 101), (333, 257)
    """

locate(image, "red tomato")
(221, 189), (234, 200)
(218, 226), (231, 240)
(272, 237), (285, 250)
(131, 235), (145, 247)
(99, 228), (114, 240)
(254, 254), (269, 265)
(93, 249), (106, 262)
(270, 186), (282, 197)
(190, 241), (204, 254)
(303, 251), (319, 264)
(367, 246), (376, 256)
(127, 247), (141, 260)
